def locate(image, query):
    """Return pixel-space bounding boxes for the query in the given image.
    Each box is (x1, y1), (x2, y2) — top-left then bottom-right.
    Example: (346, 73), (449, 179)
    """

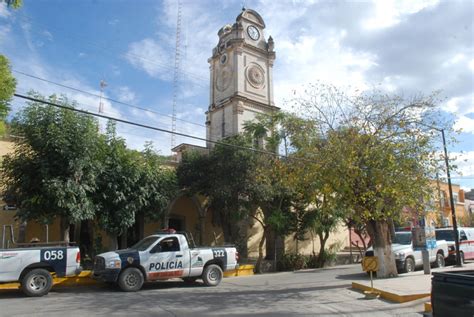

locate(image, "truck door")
(459, 230), (472, 260)
(146, 236), (188, 280)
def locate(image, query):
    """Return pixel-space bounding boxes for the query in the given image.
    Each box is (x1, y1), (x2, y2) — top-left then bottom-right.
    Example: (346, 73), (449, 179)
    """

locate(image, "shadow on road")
(335, 272), (369, 281)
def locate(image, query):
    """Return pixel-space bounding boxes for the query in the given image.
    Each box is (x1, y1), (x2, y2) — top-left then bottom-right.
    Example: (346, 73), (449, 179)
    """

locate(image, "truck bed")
(431, 270), (474, 316)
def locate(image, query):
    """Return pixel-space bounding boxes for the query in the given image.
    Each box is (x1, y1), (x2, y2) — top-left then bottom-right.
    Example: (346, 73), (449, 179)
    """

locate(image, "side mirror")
(150, 244), (162, 254)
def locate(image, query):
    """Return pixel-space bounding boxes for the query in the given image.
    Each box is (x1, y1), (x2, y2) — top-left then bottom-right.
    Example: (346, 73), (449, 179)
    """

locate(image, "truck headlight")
(396, 252), (405, 259)
(106, 260), (121, 268)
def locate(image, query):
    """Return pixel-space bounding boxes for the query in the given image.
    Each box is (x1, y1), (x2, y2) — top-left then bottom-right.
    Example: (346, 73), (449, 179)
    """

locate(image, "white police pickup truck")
(92, 231), (239, 292)
(365, 231), (448, 273)
(0, 244), (81, 296)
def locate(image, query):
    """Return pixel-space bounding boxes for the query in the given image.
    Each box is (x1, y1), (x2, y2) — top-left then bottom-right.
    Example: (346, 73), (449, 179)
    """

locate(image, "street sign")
(412, 226), (436, 250)
(362, 256), (378, 272)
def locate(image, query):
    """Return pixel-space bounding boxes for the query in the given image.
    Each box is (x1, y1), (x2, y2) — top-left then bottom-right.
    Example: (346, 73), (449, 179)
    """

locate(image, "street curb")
(351, 282), (430, 303)
(0, 271), (98, 290)
(424, 302), (432, 312)
(224, 264), (255, 277)
(0, 265), (255, 290)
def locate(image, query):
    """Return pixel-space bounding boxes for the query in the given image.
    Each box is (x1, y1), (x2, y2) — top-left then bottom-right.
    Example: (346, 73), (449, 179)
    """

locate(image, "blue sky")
(1, 0), (473, 189)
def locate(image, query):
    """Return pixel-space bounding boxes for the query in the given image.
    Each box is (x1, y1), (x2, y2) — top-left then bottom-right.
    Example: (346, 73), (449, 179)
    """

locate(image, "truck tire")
(433, 253), (445, 268)
(21, 268), (53, 297)
(202, 264), (223, 287)
(403, 257), (415, 273)
(118, 267), (144, 292)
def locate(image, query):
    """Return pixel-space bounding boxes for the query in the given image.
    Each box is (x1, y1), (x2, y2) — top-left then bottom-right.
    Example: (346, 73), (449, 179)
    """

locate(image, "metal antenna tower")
(171, 0), (182, 149)
(99, 79), (107, 114)
(98, 79), (107, 132)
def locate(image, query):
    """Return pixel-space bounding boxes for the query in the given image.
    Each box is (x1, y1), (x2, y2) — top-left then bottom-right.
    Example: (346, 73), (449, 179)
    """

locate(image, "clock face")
(247, 25), (260, 41)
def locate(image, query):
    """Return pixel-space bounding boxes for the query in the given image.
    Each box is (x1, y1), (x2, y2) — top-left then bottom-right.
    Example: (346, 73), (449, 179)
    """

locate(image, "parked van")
(435, 227), (474, 264)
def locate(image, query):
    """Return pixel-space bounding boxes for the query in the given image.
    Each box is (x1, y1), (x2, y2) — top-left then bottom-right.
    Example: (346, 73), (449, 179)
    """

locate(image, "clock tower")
(206, 8), (278, 147)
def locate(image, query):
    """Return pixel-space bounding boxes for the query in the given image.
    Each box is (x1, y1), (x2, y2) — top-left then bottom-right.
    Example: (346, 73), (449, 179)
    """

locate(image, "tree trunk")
(18, 222), (27, 243)
(119, 228), (128, 249)
(60, 217), (70, 243)
(265, 228), (275, 260)
(109, 233), (118, 250)
(366, 220), (398, 278)
(317, 231), (329, 267)
(137, 212), (145, 241)
(255, 227), (267, 274)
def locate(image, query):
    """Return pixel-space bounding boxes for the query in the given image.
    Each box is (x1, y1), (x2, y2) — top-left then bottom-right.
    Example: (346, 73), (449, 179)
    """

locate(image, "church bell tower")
(206, 8), (279, 147)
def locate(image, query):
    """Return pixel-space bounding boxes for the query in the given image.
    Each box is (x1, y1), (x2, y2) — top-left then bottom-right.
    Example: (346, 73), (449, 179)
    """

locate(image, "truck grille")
(94, 256), (105, 271)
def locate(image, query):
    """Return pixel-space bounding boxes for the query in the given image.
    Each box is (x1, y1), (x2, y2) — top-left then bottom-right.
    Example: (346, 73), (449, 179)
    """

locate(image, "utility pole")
(441, 128), (462, 267)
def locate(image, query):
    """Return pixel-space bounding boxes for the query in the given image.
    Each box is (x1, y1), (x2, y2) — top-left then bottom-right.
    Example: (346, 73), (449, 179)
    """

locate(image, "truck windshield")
(435, 230), (455, 241)
(130, 236), (160, 251)
(393, 232), (412, 245)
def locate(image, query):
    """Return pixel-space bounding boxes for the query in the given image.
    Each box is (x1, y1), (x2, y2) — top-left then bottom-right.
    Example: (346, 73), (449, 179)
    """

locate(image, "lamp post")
(417, 122), (462, 267)
(440, 128), (462, 267)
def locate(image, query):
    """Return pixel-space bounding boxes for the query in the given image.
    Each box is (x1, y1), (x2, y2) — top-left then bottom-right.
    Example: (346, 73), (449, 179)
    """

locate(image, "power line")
(14, 11), (210, 86)
(12, 69), (207, 128)
(13, 93), (295, 160)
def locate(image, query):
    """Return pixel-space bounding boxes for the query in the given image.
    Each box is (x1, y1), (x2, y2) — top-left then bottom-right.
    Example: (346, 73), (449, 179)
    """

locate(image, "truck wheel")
(202, 264), (223, 287)
(118, 267), (144, 292)
(403, 257), (415, 273)
(433, 253), (445, 268)
(21, 268), (53, 297)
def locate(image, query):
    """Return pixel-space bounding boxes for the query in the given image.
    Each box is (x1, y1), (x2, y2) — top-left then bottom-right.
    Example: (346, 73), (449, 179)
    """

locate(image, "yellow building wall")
(283, 223), (348, 256)
(430, 181), (467, 227)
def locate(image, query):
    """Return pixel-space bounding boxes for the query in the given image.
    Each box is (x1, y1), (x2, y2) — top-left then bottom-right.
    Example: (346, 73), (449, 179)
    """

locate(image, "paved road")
(0, 264), (427, 316)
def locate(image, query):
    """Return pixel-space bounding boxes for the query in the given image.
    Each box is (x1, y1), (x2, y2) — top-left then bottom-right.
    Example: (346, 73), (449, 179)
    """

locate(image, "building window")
(453, 193), (458, 204)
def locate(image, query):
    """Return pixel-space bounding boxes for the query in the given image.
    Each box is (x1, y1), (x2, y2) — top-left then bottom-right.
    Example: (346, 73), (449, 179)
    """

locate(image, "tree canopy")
(2, 93), (101, 241)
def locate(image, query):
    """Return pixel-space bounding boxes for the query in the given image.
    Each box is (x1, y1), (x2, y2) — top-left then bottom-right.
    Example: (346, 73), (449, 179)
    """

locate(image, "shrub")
(278, 253), (308, 271)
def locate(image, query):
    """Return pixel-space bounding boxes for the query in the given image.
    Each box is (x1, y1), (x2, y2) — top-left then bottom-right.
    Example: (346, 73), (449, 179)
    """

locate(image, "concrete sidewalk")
(352, 261), (474, 304)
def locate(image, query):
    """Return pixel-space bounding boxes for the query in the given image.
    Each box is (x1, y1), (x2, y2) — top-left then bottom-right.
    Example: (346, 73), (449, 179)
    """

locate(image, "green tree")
(3, 0), (22, 8)
(291, 83), (445, 277)
(94, 121), (141, 250)
(1, 93), (101, 242)
(177, 135), (259, 257)
(280, 114), (346, 267)
(0, 55), (16, 135)
(134, 142), (178, 240)
(243, 112), (295, 272)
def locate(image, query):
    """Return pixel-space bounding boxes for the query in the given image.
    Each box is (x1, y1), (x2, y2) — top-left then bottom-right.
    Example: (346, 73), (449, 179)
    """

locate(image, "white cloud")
(451, 151), (474, 183)
(116, 86), (137, 103)
(363, 0), (440, 30)
(42, 30), (53, 41)
(454, 115), (474, 134)
(0, 3), (10, 18)
(0, 24), (10, 44)
(125, 38), (173, 81)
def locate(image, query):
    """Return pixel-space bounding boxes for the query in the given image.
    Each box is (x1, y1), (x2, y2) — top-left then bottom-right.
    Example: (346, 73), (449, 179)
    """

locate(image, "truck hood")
(366, 244), (410, 253)
(97, 251), (120, 260)
(97, 249), (141, 266)
(391, 244), (411, 252)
